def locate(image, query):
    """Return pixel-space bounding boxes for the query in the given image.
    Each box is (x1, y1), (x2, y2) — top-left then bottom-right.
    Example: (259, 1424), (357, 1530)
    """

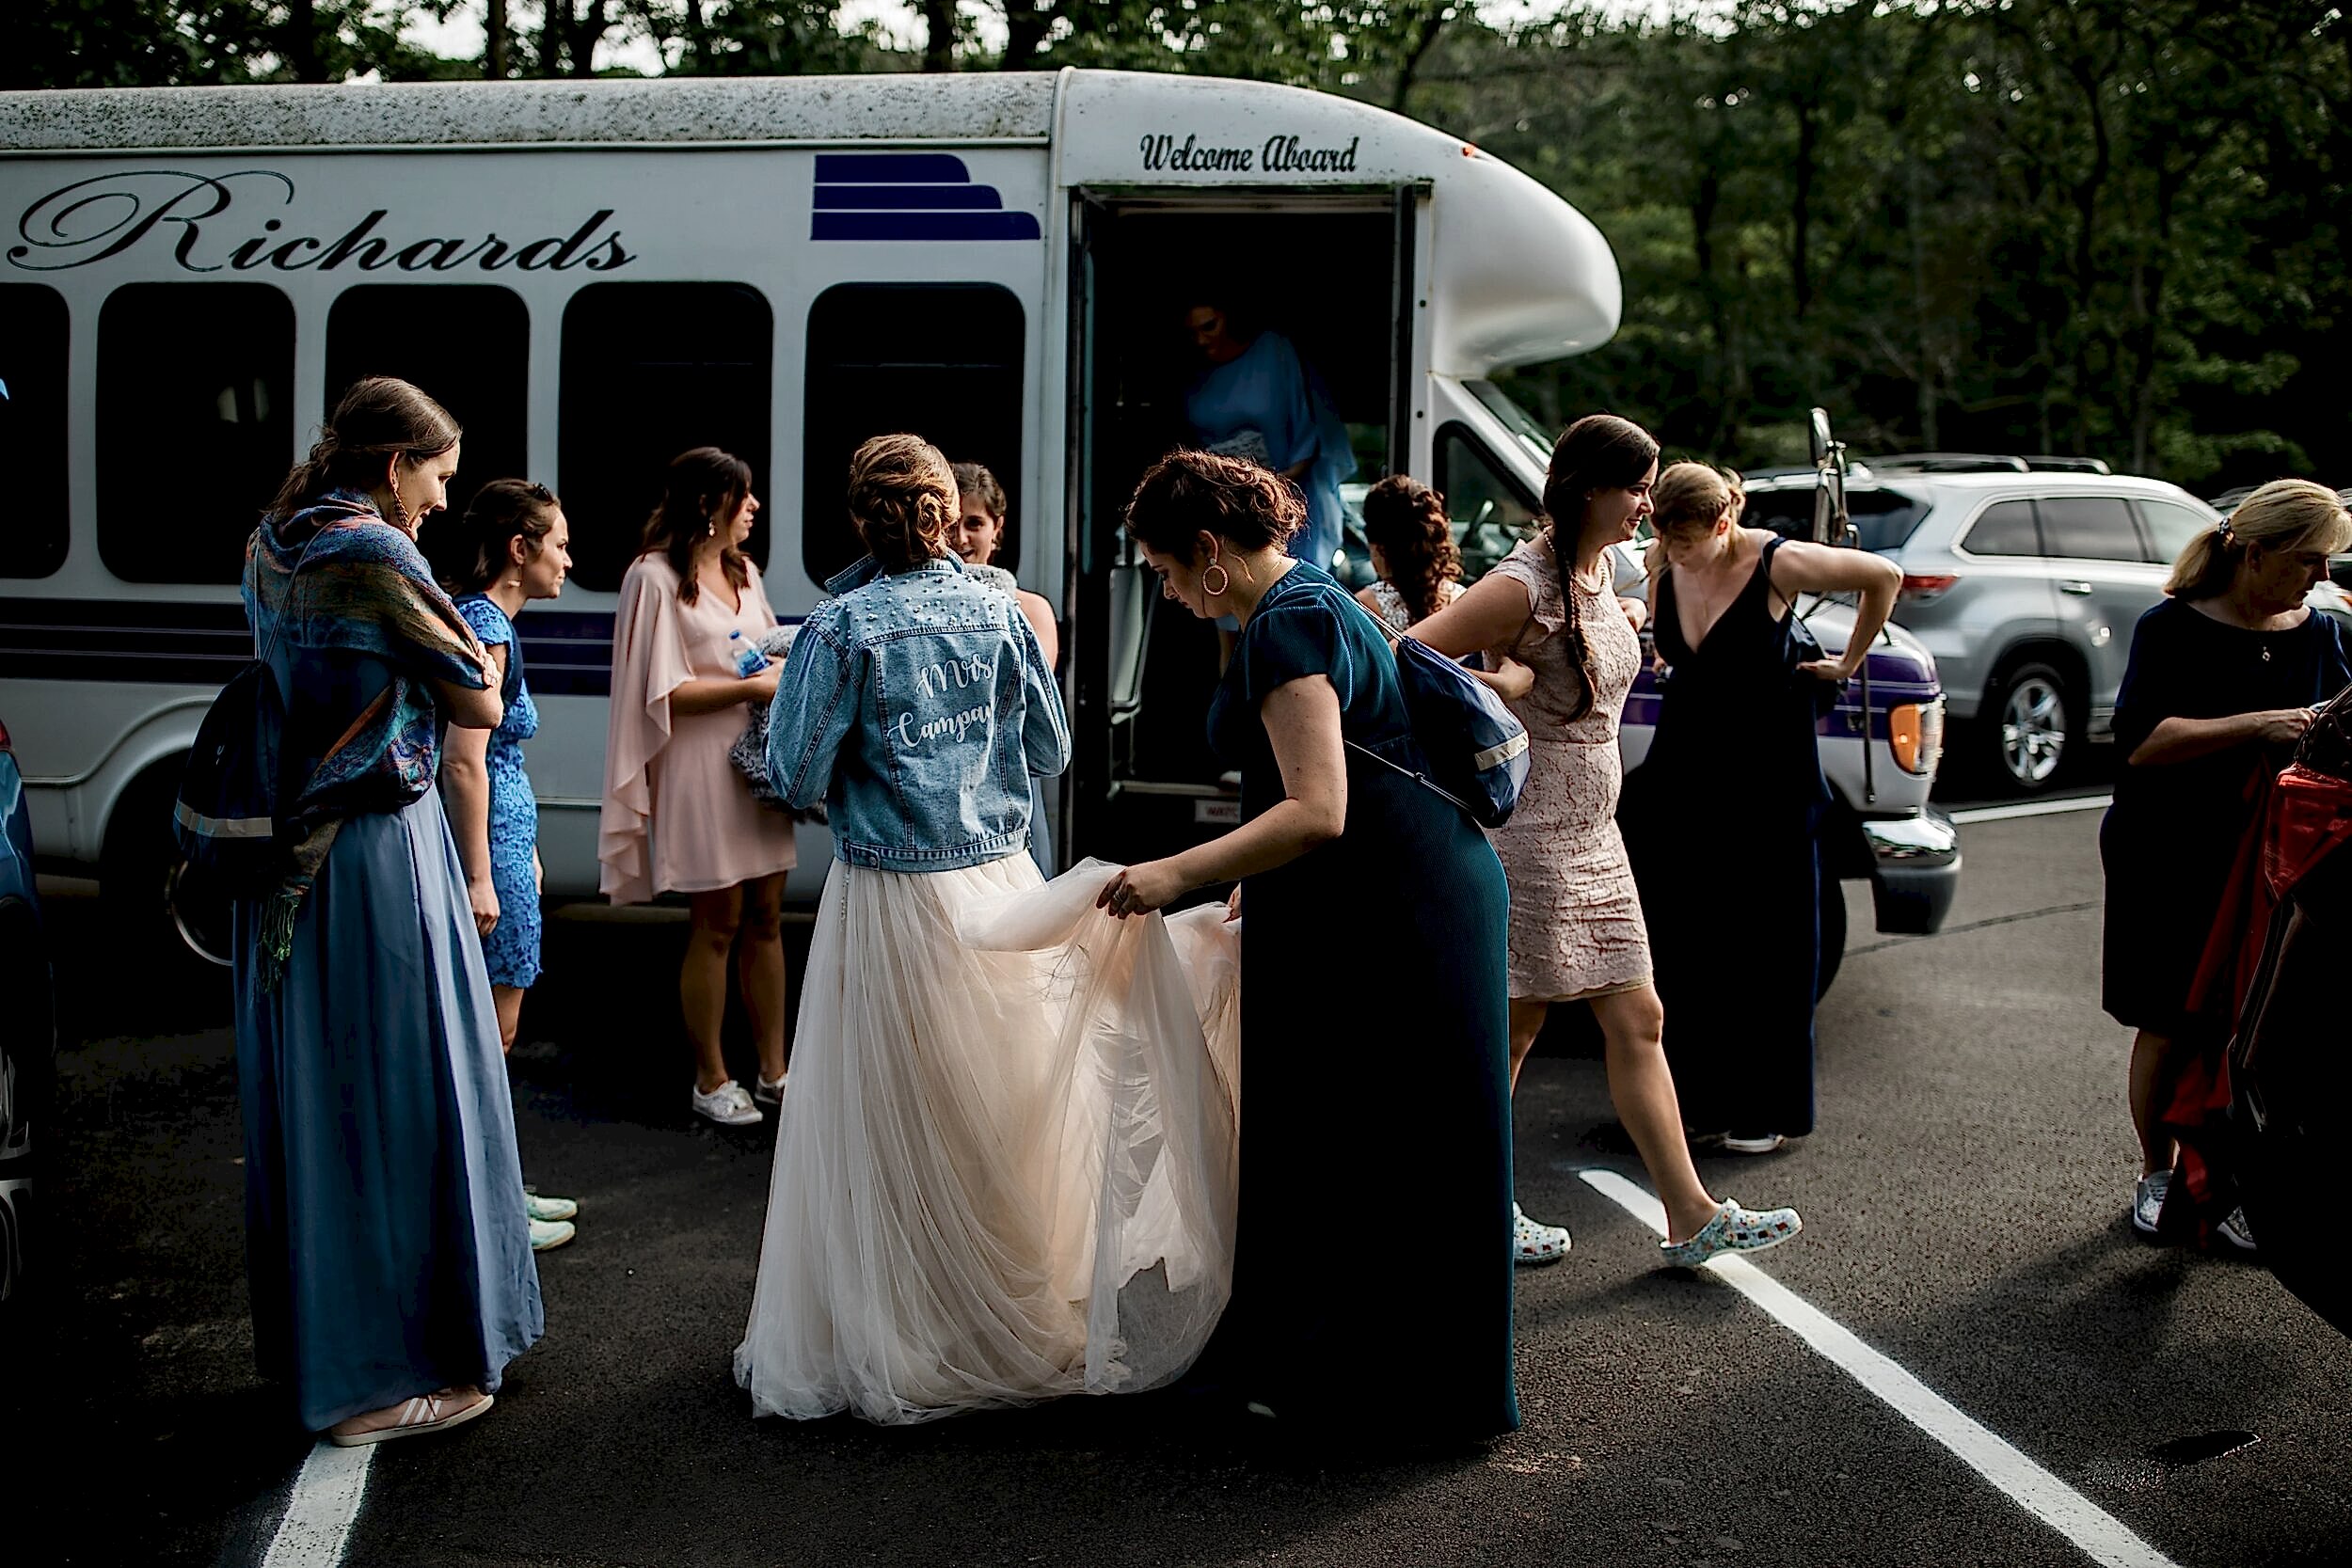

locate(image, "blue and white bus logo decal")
(811, 154), (1041, 242)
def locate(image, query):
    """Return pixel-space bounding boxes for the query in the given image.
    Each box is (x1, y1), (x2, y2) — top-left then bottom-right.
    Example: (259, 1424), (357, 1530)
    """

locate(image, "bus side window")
(1433, 423), (1539, 585)
(99, 282), (294, 585)
(327, 285), (529, 536)
(803, 283), (1025, 590)
(561, 282), (773, 593)
(0, 283), (69, 578)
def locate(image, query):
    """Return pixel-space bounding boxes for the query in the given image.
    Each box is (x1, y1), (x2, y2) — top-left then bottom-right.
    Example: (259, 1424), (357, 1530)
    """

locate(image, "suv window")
(1744, 485), (1930, 553)
(2037, 496), (2143, 562)
(1963, 499), (2041, 557)
(1433, 424), (1538, 583)
(2137, 499), (2213, 564)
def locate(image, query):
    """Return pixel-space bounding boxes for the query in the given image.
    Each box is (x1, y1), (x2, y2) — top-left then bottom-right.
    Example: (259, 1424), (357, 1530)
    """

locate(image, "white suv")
(1742, 456), (2352, 793)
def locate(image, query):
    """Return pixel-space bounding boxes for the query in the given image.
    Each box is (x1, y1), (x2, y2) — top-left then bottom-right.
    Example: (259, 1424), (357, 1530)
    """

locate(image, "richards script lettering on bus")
(8, 170), (636, 274)
(894, 654), (994, 753)
(1137, 134), (1362, 175)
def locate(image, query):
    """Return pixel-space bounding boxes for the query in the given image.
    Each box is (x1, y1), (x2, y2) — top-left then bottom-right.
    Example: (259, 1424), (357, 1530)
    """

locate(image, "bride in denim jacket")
(735, 435), (1240, 1425)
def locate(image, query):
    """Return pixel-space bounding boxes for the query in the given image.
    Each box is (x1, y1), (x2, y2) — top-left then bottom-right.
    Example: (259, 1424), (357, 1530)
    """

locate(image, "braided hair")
(1536, 414), (1660, 722)
(849, 434), (957, 573)
(1361, 474), (1461, 624)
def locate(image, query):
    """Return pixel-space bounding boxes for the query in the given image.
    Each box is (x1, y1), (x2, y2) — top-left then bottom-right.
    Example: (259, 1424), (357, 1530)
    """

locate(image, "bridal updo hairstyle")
(848, 434), (957, 573)
(642, 446), (753, 607)
(1540, 414), (1661, 722)
(1360, 473), (1460, 623)
(268, 376), (461, 529)
(1121, 449), (1305, 558)
(2164, 479), (2352, 601)
(433, 480), (563, 596)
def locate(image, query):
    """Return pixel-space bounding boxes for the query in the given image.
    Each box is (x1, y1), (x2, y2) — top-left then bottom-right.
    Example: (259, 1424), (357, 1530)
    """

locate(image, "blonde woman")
(1622, 462), (1899, 1154)
(2104, 479), (2352, 1246)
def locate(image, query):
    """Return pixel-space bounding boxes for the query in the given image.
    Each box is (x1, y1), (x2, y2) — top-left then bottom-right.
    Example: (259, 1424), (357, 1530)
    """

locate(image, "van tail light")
(1899, 574), (1960, 603)
(1890, 699), (1945, 776)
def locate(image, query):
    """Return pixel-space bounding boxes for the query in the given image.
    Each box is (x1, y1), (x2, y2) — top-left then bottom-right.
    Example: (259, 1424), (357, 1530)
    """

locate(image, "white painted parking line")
(1947, 794), (2112, 825)
(1576, 1168), (2180, 1568)
(259, 1442), (372, 1568)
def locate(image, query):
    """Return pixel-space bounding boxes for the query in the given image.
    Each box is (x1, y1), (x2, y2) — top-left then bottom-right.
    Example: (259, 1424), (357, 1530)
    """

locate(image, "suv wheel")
(1987, 659), (2074, 793)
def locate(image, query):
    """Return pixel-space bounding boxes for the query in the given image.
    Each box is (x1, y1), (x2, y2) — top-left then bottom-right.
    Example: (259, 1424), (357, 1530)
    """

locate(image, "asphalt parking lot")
(9, 793), (2351, 1568)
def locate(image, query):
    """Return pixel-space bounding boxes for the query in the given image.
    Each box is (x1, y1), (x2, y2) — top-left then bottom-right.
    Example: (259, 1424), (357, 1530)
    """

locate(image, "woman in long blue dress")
(1100, 449), (1518, 1443)
(434, 478), (581, 1251)
(1183, 301), (1356, 574)
(235, 377), (542, 1445)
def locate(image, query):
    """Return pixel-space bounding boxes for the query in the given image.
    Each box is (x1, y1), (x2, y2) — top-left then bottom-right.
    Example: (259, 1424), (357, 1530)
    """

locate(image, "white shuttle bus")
(0, 68), (1629, 929)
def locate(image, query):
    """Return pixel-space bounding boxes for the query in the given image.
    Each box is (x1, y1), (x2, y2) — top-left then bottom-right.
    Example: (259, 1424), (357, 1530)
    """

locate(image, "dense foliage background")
(7, 1), (2345, 492)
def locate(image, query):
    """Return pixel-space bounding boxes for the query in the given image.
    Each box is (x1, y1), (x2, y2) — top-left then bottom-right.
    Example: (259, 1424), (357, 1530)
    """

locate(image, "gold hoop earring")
(1201, 559), (1231, 597)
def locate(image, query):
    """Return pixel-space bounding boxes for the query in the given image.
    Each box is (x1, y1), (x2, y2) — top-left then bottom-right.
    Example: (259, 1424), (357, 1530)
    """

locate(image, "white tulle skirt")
(733, 854), (1241, 1425)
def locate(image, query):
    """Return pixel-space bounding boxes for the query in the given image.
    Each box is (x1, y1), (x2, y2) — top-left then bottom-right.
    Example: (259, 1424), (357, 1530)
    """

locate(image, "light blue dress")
(234, 522), (542, 1433)
(452, 595), (543, 989)
(1184, 329), (1356, 571)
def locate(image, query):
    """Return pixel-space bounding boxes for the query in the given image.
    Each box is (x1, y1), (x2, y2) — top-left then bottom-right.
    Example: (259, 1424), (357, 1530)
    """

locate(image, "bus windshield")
(1465, 380), (1557, 467)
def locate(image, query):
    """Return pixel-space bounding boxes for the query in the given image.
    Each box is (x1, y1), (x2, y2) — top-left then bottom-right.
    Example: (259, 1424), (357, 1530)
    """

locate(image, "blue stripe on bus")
(812, 211), (1042, 242)
(814, 185), (1005, 211)
(813, 152), (974, 184)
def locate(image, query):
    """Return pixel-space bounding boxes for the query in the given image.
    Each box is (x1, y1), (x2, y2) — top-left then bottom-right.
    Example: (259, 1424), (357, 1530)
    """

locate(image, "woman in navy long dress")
(2102, 479), (2352, 1245)
(1622, 464), (1899, 1149)
(235, 377), (541, 1445)
(1099, 450), (1518, 1442)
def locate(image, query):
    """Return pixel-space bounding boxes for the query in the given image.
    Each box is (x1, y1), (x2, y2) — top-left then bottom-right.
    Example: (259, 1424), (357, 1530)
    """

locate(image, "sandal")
(1513, 1201), (1571, 1266)
(326, 1388), (494, 1448)
(1660, 1198), (1803, 1269)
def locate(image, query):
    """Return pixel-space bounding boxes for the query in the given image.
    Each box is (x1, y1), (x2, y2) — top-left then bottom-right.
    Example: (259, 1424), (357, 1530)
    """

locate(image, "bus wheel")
(100, 764), (225, 998)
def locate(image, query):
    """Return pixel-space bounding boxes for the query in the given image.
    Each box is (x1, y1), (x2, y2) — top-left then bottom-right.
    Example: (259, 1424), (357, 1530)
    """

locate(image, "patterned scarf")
(244, 493), (491, 988)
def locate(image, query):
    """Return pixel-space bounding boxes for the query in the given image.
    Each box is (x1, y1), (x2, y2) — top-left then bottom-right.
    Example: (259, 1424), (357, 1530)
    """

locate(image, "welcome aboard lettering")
(1136, 134), (1361, 175)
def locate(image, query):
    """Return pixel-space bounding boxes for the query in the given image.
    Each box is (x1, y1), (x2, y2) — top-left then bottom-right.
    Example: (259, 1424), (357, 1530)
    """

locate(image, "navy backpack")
(1348, 632), (1532, 830)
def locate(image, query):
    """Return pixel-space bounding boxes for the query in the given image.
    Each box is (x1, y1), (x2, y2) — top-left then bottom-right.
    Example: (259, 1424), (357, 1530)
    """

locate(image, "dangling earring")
(1200, 544), (1231, 598)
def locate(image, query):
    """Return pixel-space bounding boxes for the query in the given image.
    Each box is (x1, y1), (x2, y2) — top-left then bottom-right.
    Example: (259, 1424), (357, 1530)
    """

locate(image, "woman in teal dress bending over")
(1098, 451), (1518, 1442)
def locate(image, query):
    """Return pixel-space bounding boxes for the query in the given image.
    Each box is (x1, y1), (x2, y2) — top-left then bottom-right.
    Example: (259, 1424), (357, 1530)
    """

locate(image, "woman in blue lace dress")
(436, 479), (581, 1251)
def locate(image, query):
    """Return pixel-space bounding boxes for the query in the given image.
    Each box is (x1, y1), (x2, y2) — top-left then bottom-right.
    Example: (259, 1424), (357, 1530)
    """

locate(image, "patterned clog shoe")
(1660, 1198), (1802, 1268)
(1513, 1201), (1571, 1266)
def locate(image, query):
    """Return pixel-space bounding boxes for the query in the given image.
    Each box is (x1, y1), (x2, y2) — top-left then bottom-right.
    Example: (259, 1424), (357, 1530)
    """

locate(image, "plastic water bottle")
(729, 629), (771, 678)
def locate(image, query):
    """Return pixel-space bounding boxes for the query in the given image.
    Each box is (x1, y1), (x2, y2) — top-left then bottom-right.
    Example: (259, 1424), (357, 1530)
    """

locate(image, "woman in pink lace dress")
(1410, 415), (1803, 1271)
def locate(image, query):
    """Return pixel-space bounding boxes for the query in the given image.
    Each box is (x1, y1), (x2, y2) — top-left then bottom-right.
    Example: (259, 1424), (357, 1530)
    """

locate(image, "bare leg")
(738, 872), (790, 1085)
(491, 985), (526, 1056)
(2128, 1028), (2179, 1178)
(683, 885), (745, 1093)
(1506, 999), (1548, 1095)
(1589, 985), (1720, 1242)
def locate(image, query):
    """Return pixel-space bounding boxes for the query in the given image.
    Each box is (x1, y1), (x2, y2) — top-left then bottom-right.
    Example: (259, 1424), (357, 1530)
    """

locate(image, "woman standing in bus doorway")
(1184, 297), (1355, 597)
(599, 448), (798, 1128)
(235, 376), (540, 1446)
(1410, 416), (1804, 1269)
(434, 479), (582, 1252)
(1622, 464), (1899, 1154)
(949, 461), (1061, 878)
(739, 436), (1236, 1425)
(1100, 450), (1518, 1443)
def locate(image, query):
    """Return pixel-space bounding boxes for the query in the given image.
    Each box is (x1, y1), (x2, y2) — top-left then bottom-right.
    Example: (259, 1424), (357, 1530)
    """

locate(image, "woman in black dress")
(1097, 450), (1518, 1442)
(1622, 464), (1899, 1151)
(2104, 479), (2352, 1246)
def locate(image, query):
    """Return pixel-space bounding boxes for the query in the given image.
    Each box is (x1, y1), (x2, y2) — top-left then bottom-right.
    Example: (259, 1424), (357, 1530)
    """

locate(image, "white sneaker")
(1719, 1133), (1788, 1156)
(2131, 1171), (2170, 1237)
(524, 1191), (578, 1224)
(2215, 1206), (2258, 1254)
(1512, 1201), (1570, 1265)
(691, 1079), (765, 1127)
(754, 1072), (787, 1106)
(529, 1216), (576, 1252)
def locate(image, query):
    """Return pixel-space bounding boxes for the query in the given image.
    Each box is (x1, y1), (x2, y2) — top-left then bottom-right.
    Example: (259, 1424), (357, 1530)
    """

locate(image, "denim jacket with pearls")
(767, 553), (1069, 873)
